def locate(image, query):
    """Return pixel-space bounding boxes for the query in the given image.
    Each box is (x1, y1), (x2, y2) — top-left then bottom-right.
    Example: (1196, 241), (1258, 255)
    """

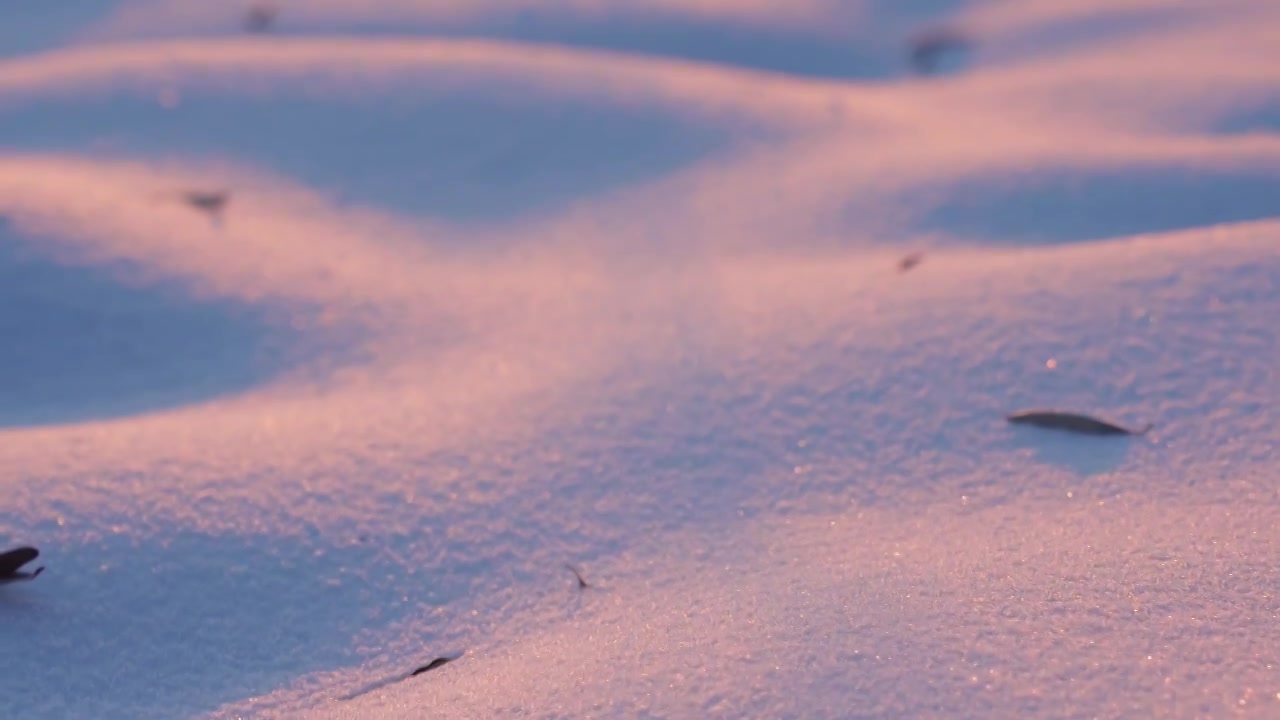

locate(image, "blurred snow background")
(0, 1), (1277, 718)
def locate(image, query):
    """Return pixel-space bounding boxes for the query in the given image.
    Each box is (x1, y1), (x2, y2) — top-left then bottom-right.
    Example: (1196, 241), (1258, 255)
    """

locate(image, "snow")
(0, 1), (1277, 718)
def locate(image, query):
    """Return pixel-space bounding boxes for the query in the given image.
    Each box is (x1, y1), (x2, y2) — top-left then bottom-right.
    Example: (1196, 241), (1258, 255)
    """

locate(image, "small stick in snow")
(1006, 410), (1153, 437)
(898, 252), (924, 273)
(411, 657), (455, 676)
(153, 189), (232, 227)
(0, 546), (44, 584)
(153, 189), (231, 222)
(182, 190), (230, 216)
(244, 4), (278, 32)
(339, 654), (462, 700)
(566, 564), (589, 589)
(908, 28), (971, 75)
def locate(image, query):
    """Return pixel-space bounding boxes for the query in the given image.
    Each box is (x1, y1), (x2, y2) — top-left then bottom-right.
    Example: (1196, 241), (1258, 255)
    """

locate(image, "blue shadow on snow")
(0, 221), (303, 428)
(0, 92), (729, 228)
(912, 166), (1280, 245)
(0, 527), (452, 720)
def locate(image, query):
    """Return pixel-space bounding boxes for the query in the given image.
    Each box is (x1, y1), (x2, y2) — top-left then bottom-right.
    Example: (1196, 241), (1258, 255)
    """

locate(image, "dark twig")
(244, 4), (278, 32)
(411, 657), (454, 676)
(566, 564), (589, 589)
(339, 654), (462, 700)
(908, 28), (972, 75)
(0, 546), (44, 584)
(1007, 410), (1152, 436)
(182, 190), (230, 216)
(898, 252), (924, 273)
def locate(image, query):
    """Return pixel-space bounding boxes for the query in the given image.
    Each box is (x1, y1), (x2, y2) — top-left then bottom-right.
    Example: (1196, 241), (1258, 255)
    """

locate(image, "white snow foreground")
(0, 1), (1276, 718)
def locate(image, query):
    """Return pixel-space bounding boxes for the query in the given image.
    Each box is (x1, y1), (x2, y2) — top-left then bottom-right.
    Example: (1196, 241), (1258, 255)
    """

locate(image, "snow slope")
(0, 1), (1277, 718)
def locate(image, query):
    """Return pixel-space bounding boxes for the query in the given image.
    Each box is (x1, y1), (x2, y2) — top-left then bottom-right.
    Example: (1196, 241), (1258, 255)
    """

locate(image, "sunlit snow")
(0, 1), (1277, 718)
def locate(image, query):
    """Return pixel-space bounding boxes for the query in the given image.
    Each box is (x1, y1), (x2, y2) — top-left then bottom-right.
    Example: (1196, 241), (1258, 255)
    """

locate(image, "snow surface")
(0, 1), (1277, 718)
